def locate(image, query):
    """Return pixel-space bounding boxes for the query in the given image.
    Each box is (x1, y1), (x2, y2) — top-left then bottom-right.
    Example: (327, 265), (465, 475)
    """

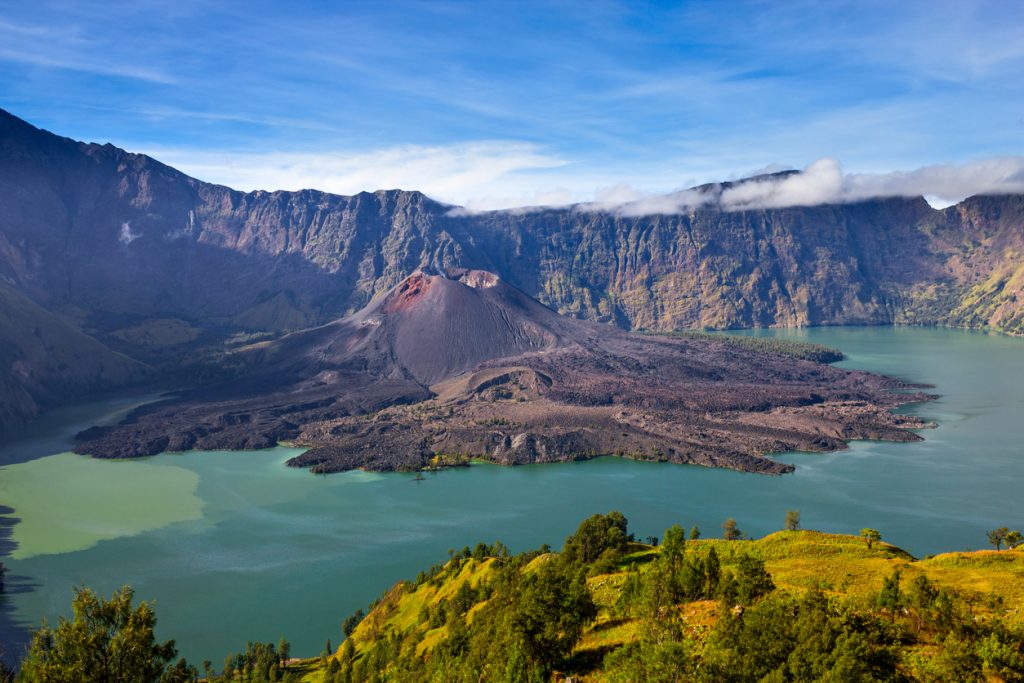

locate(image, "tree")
(661, 525), (686, 567)
(1006, 530), (1023, 549)
(877, 569), (902, 623)
(733, 554), (775, 605)
(222, 654), (235, 680)
(861, 528), (881, 549)
(19, 585), (184, 683)
(785, 510), (801, 531)
(278, 637), (291, 667)
(561, 511), (629, 565)
(722, 518), (742, 541)
(703, 547), (721, 598)
(988, 527), (1010, 551)
(512, 561), (597, 676)
(689, 525), (701, 540)
(341, 608), (364, 637)
(452, 580), (475, 615)
(908, 574), (938, 633)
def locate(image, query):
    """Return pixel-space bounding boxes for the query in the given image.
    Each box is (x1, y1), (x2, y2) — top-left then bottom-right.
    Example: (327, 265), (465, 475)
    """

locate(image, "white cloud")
(583, 157), (1024, 216)
(118, 221), (141, 244)
(142, 142), (569, 209)
(139, 141), (1024, 215)
(842, 158), (1024, 204)
(720, 159), (844, 209)
(576, 185), (711, 217)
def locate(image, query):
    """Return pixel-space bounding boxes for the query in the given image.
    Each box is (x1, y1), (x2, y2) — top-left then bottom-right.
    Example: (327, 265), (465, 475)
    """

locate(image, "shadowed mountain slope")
(0, 280), (149, 437)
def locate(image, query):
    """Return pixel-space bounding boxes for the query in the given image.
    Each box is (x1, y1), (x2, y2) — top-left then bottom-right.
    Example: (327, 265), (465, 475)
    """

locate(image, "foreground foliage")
(17, 586), (195, 683)
(11, 514), (1024, 682)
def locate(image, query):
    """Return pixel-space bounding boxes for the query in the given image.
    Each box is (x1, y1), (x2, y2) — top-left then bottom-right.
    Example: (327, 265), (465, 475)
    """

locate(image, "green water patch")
(0, 452), (203, 558)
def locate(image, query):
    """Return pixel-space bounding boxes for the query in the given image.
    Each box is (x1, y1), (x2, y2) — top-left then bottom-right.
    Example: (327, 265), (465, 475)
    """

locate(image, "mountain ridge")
(3, 106), (1020, 336)
(2, 108), (1023, 433)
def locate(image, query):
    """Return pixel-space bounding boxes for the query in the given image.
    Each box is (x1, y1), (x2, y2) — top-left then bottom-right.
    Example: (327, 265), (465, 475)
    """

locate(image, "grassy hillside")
(299, 516), (1024, 683)
(15, 514), (1024, 682)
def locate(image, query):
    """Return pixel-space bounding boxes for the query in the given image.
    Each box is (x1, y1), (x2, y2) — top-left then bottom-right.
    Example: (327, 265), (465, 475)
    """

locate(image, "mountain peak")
(381, 271), (439, 313)
(452, 268), (500, 289)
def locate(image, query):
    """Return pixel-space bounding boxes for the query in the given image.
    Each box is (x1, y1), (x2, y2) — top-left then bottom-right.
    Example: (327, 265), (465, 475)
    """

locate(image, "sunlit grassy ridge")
(299, 523), (1024, 682)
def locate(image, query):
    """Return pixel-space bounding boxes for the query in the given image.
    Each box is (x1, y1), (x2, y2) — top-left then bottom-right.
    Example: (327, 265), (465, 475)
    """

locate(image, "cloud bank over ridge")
(147, 142), (1024, 215)
(582, 157), (1024, 216)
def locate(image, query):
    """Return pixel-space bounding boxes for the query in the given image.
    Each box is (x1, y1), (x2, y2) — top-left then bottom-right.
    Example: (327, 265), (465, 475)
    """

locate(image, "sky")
(1, 0), (1024, 210)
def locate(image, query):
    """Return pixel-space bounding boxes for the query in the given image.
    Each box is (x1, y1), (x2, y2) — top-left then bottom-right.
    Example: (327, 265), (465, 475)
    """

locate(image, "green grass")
(347, 557), (496, 653)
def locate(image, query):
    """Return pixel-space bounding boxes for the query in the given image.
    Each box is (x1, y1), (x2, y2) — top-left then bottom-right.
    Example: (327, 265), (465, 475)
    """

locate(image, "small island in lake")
(75, 270), (930, 475)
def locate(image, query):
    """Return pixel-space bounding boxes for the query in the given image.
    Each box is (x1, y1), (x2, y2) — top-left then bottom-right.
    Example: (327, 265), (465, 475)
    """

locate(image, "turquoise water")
(1, 326), (1022, 663)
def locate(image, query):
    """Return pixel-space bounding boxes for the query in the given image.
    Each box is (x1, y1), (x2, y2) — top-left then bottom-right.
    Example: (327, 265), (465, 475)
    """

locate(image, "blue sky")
(2, 0), (1023, 209)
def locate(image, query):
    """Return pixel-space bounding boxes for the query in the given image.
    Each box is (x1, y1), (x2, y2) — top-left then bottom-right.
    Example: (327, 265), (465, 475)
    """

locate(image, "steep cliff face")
(458, 197), (945, 330)
(926, 195), (1024, 334)
(0, 109), (465, 332)
(2, 107), (1023, 349)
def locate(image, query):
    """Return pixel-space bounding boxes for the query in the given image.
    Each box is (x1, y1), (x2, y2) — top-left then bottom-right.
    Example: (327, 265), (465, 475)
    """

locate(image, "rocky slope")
(74, 270), (928, 474)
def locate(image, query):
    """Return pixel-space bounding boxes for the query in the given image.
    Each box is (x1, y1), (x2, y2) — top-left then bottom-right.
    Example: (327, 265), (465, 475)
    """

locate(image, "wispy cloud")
(0, 47), (177, 84)
(6, 0), (1022, 211)
(719, 158), (1024, 210)
(581, 157), (1024, 216)
(141, 142), (569, 206)
(0, 17), (178, 84)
